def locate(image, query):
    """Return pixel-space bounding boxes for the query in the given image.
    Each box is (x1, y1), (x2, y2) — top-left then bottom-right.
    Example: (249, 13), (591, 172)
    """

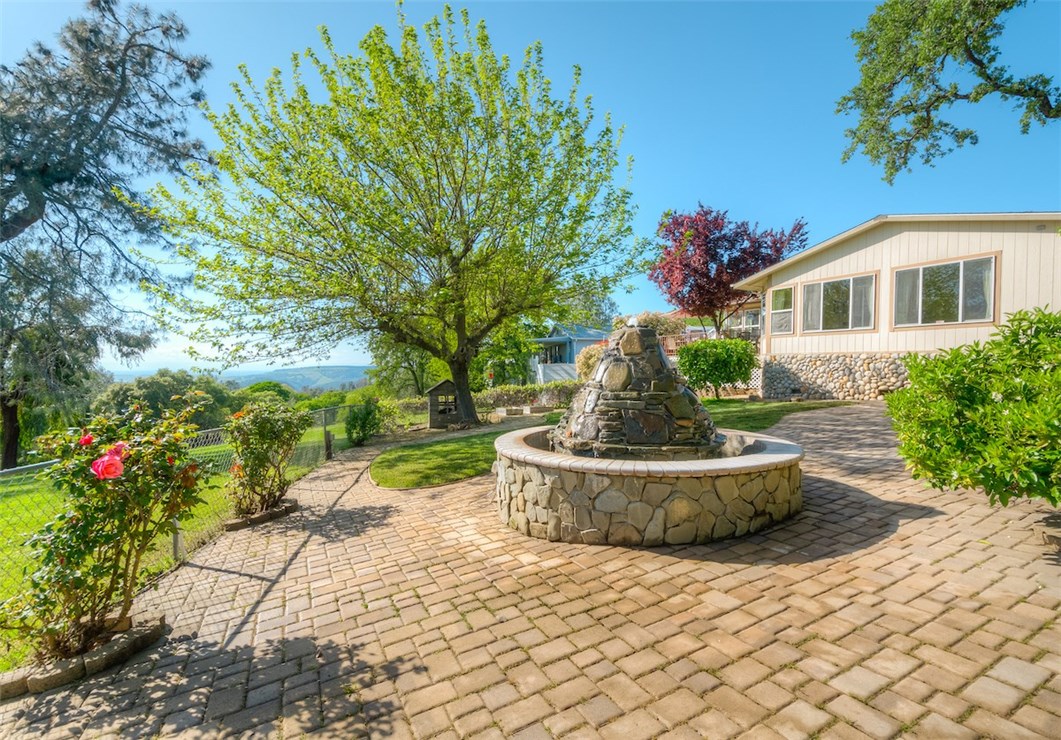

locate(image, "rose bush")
(224, 401), (313, 516)
(0, 395), (207, 661)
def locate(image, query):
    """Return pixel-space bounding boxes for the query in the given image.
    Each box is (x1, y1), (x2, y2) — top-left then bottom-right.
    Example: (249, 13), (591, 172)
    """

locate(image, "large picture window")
(770, 287), (793, 334)
(894, 256), (994, 326)
(802, 275), (875, 332)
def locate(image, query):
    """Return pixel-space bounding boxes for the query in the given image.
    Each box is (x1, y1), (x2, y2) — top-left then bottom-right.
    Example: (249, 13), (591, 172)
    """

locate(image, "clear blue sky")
(3, 0), (1059, 371)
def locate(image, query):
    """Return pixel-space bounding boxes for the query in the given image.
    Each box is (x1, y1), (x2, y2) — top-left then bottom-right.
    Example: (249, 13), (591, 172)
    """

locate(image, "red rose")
(91, 455), (124, 480)
(167, 455), (175, 464)
(78, 434), (94, 446)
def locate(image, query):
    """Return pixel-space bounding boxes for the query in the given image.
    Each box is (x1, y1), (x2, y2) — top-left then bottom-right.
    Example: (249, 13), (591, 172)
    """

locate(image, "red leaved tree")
(649, 205), (808, 334)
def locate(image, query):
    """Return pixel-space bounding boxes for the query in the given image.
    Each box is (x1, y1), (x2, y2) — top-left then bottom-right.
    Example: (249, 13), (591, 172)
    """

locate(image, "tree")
(367, 333), (440, 398)
(0, 246), (152, 468)
(1, 0), (208, 288)
(93, 369), (234, 429)
(472, 319), (546, 388)
(149, 6), (636, 425)
(648, 206), (807, 334)
(837, 0), (1060, 184)
(612, 311), (687, 337)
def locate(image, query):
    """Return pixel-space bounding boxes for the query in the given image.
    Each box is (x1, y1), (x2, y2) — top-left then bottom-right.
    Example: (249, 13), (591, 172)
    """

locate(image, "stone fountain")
(494, 324), (804, 546)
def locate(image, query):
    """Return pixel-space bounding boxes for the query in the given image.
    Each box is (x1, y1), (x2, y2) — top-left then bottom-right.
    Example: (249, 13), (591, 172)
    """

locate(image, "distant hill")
(107, 365), (373, 392)
(223, 366), (373, 392)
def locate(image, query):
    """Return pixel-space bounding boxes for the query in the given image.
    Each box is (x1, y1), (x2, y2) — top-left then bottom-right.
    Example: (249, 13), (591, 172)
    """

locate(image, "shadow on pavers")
(662, 475), (942, 565)
(6, 632), (419, 738)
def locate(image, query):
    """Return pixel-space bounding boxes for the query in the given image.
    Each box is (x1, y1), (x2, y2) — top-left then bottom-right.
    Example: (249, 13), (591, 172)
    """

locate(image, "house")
(660, 304), (763, 355)
(529, 324), (609, 383)
(733, 212), (1061, 400)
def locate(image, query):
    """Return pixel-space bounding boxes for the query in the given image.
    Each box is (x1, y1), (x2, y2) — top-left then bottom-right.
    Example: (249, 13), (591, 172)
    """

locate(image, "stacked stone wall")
(762, 353), (910, 401)
(494, 430), (803, 547)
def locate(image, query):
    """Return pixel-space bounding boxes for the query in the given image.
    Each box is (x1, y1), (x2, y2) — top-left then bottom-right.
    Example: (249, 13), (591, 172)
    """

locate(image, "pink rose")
(107, 442), (129, 459)
(91, 455), (124, 480)
(78, 434), (94, 446)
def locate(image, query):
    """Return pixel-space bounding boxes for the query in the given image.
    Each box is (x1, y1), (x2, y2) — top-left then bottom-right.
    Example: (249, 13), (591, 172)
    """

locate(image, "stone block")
(764, 468), (781, 493)
(0, 667), (30, 699)
(602, 362), (632, 392)
(609, 522), (643, 546)
(575, 506), (593, 530)
(627, 501), (654, 530)
(623, 477), (645, 501)
(558, 501), (574, 524)
(586, 473), (611, 495)
(696, 510), (716, 540)
(642, 482), (672, 507)
(712, 516), (737, 539)
(547, 513), (561, 542)
(643, 508), (665, 546)
(582, 529), (606, 545)
(676, 478), (707, 500)
(664, 521), (697, 544)
(665, 496), (702, 526)
(595, 489), (628, 513)
(716, 476), (739, 504)
(619, 330), (644, 355)
(591, 510), (611, 532)
(84, 633), (136, 676)
(26, 657), (85, 693)
(529, 522), (548, 539)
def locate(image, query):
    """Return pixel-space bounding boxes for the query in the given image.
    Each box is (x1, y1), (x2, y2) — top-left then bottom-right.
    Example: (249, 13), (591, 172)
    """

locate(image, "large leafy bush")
(0, 397), (206, 660)
(678, 338), (758, 399)
(346, 399), (383, 447)
(225, 401), (313, 515)
(887, 308), (1061, 507)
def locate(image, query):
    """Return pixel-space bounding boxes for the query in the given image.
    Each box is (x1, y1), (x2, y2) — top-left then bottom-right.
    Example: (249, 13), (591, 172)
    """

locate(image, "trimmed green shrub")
(887, 308), (1061, 507)
(677, 338), (758, 399)
(346, 399), (383, 447)
(225, 402), (313, 516)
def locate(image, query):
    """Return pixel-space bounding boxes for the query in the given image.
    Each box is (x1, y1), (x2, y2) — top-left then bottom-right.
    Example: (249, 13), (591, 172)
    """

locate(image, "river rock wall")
(761, 353), (909, 401)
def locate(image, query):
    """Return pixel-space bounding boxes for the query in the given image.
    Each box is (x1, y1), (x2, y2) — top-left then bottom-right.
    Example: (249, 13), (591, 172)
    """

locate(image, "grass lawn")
(370, 399), (849, 491)
(703, 398), (850, 432)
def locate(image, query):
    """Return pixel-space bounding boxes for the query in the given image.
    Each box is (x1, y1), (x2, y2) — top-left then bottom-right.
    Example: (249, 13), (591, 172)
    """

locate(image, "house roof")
(533, 324), (610, 343)
(425, 379), (456, 394)
(733, 212), (1061, 293)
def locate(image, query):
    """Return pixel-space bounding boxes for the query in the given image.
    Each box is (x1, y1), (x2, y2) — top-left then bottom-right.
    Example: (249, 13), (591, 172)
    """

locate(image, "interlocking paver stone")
(2, 405), (1059, 739)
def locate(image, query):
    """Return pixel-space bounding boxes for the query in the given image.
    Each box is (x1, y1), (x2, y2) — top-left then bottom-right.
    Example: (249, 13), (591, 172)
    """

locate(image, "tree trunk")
(1, 398), (21, 470)
(447, 354), (480, 426)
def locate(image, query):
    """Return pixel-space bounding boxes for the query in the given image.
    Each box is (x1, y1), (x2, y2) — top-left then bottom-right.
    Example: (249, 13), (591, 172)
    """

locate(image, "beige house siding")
(758, 217), (1061, 356)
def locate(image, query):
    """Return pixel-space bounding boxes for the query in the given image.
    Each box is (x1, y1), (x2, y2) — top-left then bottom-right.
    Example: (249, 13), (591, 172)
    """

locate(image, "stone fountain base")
(494, 427), (803, 546)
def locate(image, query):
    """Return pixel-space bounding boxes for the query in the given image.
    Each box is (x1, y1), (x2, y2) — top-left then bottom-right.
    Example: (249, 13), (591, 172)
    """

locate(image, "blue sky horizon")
(3, 0), (1059, 373)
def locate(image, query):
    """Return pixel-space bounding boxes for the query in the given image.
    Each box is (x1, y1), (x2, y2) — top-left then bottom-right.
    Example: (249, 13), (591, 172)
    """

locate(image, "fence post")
(172, 518), (185, 561)
(325, 430), (334, 460)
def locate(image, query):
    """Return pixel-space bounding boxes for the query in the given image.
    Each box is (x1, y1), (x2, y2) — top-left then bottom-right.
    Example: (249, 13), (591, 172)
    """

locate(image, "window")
(802, 275), (874, 332)
(894, 257), (994, 326)
(770, 288), (793, 334)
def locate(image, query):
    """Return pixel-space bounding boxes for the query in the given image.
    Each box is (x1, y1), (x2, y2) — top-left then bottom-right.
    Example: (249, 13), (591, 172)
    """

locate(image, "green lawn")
(702, 398), (850, 432)
(371, 431), (507, 489)
(370, 399), (849, 491)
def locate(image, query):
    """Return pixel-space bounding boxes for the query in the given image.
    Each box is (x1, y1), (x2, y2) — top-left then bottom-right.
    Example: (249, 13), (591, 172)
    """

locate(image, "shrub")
(575, 344), (605, 380)
(887, 308), (1061, 507)
(677, 338), (758, 399)
(225, 401), (313, 516)
(346, 399), (383, 446)
(612, 311), (686, 337)
(472, 380), (582, 409)
(0, 396), (207, 660)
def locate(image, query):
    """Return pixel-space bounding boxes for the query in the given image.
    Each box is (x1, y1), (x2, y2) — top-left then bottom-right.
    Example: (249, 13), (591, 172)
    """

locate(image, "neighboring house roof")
(425, 380), (456, 394)
(734, 212), (1061, 293)
(532, 324), (609, 344)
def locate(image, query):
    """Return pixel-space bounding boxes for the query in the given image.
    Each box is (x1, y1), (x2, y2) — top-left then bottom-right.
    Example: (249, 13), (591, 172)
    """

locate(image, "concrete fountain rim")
(495, 425), (804, 478)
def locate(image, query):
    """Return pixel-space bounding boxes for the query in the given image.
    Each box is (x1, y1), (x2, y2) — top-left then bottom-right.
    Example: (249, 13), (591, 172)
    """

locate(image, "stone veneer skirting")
(762, 353), (910, 401)
(494, 427), (803, 546)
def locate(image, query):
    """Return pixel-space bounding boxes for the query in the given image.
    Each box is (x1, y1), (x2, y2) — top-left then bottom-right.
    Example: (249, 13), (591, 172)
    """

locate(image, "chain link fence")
(0, 404), (358, 669)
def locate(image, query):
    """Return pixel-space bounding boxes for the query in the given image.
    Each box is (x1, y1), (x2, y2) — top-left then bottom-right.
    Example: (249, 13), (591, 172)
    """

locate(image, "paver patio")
(2, 403), (1059, 739)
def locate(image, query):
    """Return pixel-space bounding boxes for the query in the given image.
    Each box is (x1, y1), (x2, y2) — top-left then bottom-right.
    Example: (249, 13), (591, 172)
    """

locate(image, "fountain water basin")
(494, 426), (803, 545)
(494, 323), (804, 546)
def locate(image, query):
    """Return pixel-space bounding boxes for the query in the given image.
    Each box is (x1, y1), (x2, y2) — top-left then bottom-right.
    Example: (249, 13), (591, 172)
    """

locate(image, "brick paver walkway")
(2, 403), (1059, 739)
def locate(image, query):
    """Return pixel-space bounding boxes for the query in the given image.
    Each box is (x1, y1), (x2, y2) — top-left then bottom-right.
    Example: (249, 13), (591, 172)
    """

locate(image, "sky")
(3, 0), (1060, 373)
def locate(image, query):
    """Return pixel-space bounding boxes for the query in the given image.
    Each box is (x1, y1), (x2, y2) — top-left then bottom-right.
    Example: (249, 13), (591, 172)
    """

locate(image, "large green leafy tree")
(93, 368), (236, 429)
(150, 7), (636, 423)
(838, 0), (1059, 183)
(0, 246), (152, 468)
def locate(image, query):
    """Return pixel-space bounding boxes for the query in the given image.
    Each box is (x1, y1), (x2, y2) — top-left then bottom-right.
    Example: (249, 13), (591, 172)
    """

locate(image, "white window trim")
(894, 256), (995, 327)
(802, 275), (875, 332)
